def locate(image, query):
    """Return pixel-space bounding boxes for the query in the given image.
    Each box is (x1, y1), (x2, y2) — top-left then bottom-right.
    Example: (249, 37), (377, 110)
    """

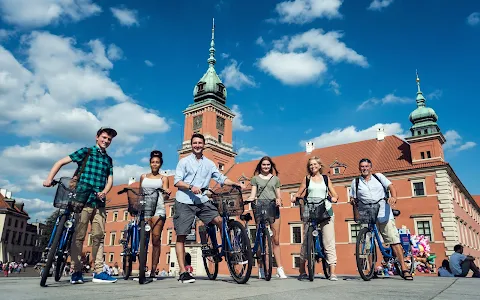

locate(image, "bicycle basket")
(126, 188), (159, 218)
(353, 200), (380, 224)
(252, 199), (277, 224)
(298, 197), (330, 223)
(53, 177), (93, 213)
(211, 187), (244, 216)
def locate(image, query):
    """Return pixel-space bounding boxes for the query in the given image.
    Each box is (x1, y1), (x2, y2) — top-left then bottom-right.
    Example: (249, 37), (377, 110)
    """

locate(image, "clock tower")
(178, 19), (236, 171)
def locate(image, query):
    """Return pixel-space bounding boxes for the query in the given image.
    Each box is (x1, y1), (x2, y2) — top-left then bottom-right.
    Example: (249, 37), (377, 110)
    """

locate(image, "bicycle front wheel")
(225, 220), (253, 284)
(261, 227), (273, 281)
(355, 227), (377, 281)
(40, 214), (67, 287)
(138, 219), (147, 284)
(306, 226), (315, 281)
(201, 226), (219, 280)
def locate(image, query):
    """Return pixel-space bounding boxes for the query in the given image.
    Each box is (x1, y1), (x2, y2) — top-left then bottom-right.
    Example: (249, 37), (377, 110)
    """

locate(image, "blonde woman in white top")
(139, 150), (171, 278)
(292, 156), (339, 281)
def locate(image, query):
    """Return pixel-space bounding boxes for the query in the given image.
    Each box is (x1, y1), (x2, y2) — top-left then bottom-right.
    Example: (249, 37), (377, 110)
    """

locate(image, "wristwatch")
(188, 184), (193, 191)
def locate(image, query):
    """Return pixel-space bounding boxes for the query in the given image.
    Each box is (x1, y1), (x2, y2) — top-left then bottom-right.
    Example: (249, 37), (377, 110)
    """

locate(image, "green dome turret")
(193, 18), (227, 105)
(409, 71), (441, 137)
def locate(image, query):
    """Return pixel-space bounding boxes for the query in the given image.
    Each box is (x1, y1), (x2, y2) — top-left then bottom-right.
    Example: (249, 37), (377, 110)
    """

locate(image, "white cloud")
(113, 164), (150, 185)
(237, 147), (267, 160)
(287, 29), (368, 67)
(107, 44), (123, 60)
(0, 28), (14, 40)
(329, 80), (340, 95)
(0, 179), (22, 193)
(0, 32), (169, 145)
(220, 59), (256, 90)
(0, 0), (101, 27)
(258, 29), (367, 85)
(367, 0), (394, 11)
(467, 12), (480, 26)
(110, 6), (139, 27)
(426, 89), (442, 100)
(300, 123), (406, 148)
(357, 93), (411, 110)
(16, 197), (55, 222)
(259, 51), (327, 85)
(220, 53), (230, 59)
(231, 104), (253, 132)
(144, 60), (154, 67)
(444, 130), (476, 152)
(275, 0), (342, 24)
(256, 36), (266, 46)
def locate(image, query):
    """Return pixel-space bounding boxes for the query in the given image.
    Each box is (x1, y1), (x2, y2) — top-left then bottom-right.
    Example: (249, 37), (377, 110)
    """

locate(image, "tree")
(38, 209), (61, 250)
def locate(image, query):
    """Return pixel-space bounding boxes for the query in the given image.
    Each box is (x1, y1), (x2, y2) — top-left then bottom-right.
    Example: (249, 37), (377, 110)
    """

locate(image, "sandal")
(402, 270), (413, 280)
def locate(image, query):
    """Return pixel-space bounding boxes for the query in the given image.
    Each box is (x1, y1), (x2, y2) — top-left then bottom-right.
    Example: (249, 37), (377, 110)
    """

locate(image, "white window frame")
(218, 163), (225, 171)
(170, 205), (175, 217)
(88, 234), (92, 246)
(290, 224), (303, 244)
(113, 211), (118, 222)
(110, 232), (116, 246)
(414, 217), (434, 242)
(346, 186), (352, 202)
(167, 229), (173, 244)
(333, 167), (340, 174)
(248, 225), (257, 243)
(411, 179), (426, 197)
(109, 253), (114, 263)
(166, 252), (170, 264)
(348, 221), (362, 243)
(123, 210), (128, 220)
(292, 255), (301, 269)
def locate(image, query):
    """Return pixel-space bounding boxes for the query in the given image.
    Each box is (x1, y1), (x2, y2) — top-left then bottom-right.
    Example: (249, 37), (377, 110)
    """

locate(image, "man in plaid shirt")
(44, 127), (118, 284)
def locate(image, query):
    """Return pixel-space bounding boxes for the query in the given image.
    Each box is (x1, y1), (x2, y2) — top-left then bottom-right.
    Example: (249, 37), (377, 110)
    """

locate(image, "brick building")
(82, 23), (480, 276)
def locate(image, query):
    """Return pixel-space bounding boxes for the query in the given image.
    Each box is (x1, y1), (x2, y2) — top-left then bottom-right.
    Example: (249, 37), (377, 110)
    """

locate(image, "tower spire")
(208, 18), (216, 67)
(415, 69), (426, 107)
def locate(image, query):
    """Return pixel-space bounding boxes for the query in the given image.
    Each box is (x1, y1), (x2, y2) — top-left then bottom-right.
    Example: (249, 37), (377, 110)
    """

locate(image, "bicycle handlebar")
(117, 187), (167, 196)
(295, 197), (331, 205)
(243, 199), (275, 206)
(352, 198), (387, 205)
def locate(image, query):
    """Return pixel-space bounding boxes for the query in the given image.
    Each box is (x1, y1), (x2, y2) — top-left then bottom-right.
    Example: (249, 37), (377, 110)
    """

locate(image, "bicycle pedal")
(213, 256), (223, 263)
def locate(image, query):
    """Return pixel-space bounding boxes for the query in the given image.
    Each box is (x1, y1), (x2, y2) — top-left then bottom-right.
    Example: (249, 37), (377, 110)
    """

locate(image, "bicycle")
(199, 186), (253, 284)
(295, 197), (332, 281)
(117, 186), (166, 284)
(40, 177), (93, 287)
(353, 199), (415, 281)
(240, 199), (276, 281)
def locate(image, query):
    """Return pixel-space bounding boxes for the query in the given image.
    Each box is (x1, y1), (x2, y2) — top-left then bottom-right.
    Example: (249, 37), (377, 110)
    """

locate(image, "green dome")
(409, 106), (438, 123)
(193, 66), (227, 100)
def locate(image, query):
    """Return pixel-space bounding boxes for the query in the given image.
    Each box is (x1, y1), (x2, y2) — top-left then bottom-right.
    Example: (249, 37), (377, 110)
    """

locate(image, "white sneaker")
(258, 268), (265, 279)
(276, 267), (287, 279)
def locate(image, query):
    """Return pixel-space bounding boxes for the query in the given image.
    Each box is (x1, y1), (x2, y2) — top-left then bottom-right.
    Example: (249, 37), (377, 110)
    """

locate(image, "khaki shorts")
(377, 219), (400, 244)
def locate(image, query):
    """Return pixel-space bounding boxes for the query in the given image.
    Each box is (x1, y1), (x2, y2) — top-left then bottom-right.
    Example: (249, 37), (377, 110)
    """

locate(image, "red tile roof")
(473, 196), (480, 207)
(106, 135), (448, 208)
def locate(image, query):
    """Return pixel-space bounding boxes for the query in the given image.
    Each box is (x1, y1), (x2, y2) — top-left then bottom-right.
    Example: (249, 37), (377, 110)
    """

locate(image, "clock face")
(193, 115), (203, 130)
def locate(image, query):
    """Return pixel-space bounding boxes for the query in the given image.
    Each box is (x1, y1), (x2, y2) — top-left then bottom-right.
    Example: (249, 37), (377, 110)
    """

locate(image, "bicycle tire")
(306, 226), (315, 282)
(262, 227), (273, 281)
(201, 227), (219, 280)
(40, 214), (67, 287)
(355, 227), (377, 281)
(321, 257), (331, 279)
(225, 220), (253, 284)
(122, 254), (132, 280)
(55, 228), (73, 281)
(54, 258), (65, 282)
(138, 219), (147, 284)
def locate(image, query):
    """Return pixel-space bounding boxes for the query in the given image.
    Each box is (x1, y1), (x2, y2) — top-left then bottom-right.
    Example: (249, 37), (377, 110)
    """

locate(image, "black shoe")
(178, 272), (195, 283)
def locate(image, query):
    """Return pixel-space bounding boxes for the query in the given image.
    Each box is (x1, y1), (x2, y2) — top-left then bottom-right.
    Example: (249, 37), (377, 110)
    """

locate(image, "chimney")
(5, 190), (12, 199)
(0, 188), (6, 197)
(376, 127), (385, 141)
(128, 177), (136, 185)
(306, 141), (315, 154)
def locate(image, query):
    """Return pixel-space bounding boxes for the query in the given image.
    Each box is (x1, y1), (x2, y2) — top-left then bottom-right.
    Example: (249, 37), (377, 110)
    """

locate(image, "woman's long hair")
(253, 156), (279, 176)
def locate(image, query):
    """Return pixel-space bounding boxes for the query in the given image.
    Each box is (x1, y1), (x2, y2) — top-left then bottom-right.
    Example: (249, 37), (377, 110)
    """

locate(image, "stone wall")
(435, 169), (459, 256)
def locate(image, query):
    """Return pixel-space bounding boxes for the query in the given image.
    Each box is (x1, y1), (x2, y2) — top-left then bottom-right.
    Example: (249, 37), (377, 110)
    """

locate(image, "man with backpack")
(349, 158), (413, 280)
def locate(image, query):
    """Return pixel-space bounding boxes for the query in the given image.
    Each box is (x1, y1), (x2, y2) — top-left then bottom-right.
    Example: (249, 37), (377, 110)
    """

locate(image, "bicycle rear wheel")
(306, 226), (315, 281)
(321, 257), (330, 279)
(40, 214), (67, 287)
(355, 227), (377, 281)
(225, 220), (253, 284)
(122, 253), (132, 280)
(138, 219), (147, 284)
(261, 227), (273, 281)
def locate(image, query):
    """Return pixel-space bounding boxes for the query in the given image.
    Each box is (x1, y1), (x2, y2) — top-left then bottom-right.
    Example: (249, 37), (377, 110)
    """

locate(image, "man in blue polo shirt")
(173, 133), (245, 283)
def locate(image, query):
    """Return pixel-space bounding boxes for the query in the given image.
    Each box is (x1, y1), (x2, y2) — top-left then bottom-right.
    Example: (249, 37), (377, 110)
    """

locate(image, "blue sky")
(0, 0), (479, 220)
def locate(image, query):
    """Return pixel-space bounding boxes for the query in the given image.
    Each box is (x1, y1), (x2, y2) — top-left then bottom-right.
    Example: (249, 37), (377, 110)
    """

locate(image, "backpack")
(305, 174), (329, 199)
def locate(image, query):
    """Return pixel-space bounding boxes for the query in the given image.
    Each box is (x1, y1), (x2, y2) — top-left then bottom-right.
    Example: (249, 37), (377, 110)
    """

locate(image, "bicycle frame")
(251, 221), (267, 256)
(122, 212), (151, 261)
(206, 211), (234, 259)
(307, 219), (327, 260)
(45, 208), (75, 258)
(367, 223), (394, 259)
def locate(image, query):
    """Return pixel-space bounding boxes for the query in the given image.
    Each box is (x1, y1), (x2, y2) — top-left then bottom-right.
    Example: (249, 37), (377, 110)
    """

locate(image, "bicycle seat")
(392, 209), (401, 217)
(240, 213), (252, 222)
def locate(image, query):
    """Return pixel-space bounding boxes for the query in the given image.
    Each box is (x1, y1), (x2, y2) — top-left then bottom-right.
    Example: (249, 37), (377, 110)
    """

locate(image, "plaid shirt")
(69, 145), (113, 208)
